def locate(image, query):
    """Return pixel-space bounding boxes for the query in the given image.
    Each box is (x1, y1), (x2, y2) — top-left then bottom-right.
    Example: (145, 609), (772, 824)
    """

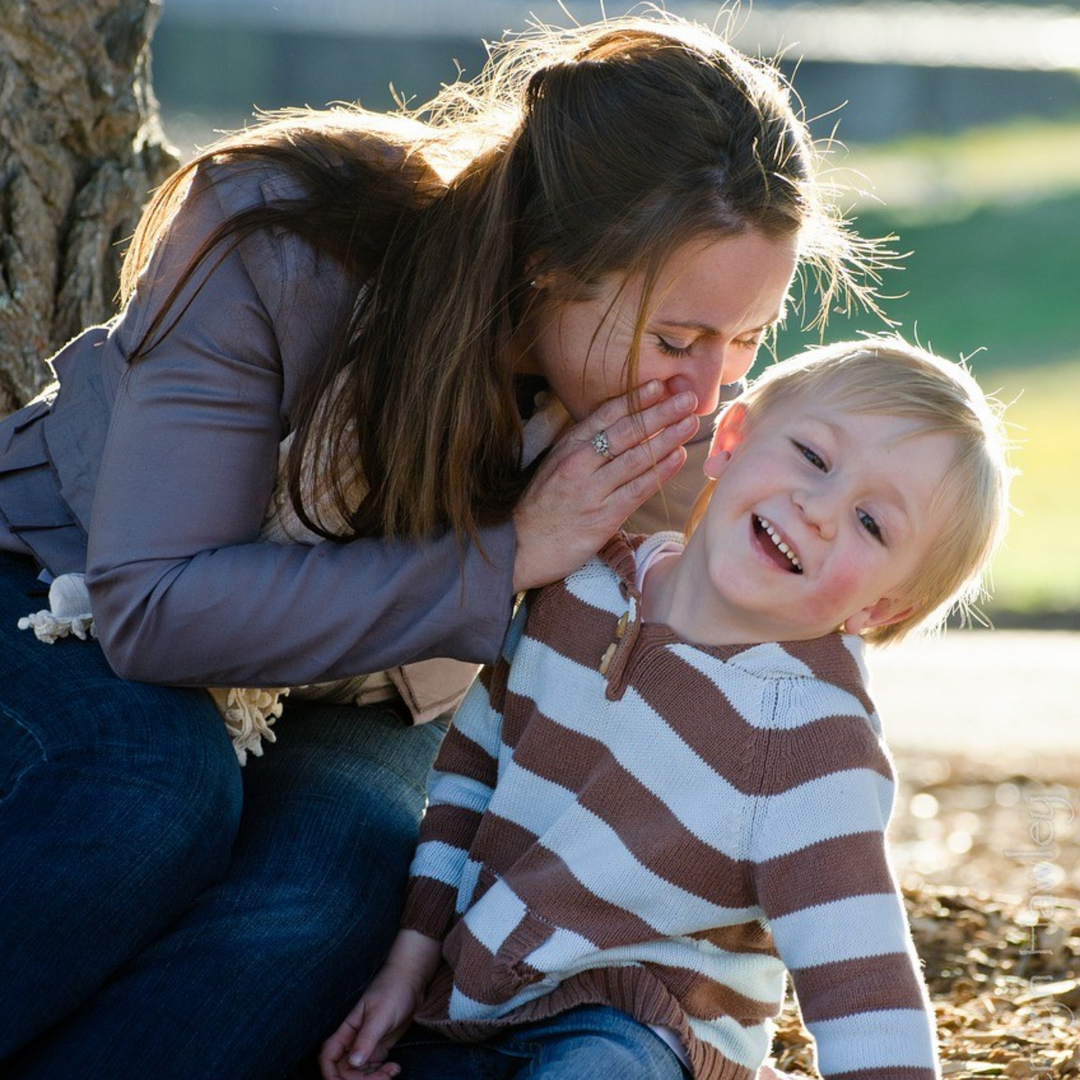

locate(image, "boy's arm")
(400, 603), (526, 941)
(751, 725), (940, 1080)
(321, 609), (527, 1080)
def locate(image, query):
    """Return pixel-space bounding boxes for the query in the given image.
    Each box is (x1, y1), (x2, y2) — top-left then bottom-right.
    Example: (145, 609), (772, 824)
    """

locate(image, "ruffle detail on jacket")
(17, 571), (289, 765)
(17, 573), (96, 642)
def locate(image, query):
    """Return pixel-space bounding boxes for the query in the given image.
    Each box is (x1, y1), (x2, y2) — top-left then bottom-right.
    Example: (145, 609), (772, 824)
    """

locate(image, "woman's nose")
(665, 373), (716, 416)
(678, 347), (730, 416)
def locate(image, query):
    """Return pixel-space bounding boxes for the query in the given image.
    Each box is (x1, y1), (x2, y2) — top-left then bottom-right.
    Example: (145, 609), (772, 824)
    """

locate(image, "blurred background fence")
(150, 0), (1080, 625)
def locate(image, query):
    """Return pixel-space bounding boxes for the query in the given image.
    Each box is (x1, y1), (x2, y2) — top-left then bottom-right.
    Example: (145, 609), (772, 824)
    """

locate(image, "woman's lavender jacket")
(0, 162), (516, 688)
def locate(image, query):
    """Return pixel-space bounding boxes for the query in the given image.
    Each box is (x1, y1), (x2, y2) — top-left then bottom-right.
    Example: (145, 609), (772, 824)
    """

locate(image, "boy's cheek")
(806, 564), (871, 621)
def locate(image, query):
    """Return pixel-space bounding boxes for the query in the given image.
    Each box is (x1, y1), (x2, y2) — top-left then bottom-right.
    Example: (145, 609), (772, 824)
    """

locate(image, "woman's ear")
(524, 251), (557, 291)
(703, 403), (747, 480)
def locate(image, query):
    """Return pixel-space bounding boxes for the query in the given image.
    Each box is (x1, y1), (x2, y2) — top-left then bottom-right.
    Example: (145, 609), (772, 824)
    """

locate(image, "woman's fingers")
(551, 382), (695, 463)
(606, 439), (691, 512)
(511, 383), (700, 592)
(573, 390), (700, 509)
(577, 378), (671, 445)
(587, 386), (698, 470)
(602, 410), (698, 480)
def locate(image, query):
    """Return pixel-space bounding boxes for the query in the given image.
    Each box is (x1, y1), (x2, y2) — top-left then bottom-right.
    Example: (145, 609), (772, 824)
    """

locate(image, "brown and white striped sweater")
(402, 532), (939, 1080)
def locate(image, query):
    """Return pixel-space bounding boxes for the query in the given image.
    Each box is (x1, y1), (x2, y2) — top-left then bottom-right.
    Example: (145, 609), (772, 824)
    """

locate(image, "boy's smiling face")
(680, 395), (960, 644)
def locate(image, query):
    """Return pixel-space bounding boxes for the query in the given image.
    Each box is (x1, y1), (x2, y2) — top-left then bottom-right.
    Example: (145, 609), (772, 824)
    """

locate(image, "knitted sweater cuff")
(400, 876), (457, 941)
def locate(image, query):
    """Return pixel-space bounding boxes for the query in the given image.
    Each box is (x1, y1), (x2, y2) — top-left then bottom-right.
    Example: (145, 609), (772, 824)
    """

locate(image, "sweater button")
(599, 641), (618, 675)
(615, 612), (630, 638)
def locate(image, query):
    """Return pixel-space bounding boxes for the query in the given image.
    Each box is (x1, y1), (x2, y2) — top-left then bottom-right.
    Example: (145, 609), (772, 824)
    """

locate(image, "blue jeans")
(0, 553), (446, 1079)
(390, 1005), (689, 1079)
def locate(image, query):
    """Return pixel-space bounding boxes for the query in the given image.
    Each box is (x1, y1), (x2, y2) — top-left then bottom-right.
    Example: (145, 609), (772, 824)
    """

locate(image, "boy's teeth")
(757, 516), (803, 573)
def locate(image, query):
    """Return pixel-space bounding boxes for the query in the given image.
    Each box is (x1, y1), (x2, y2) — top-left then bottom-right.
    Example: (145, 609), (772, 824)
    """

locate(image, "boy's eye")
(656, 336), (693, 357)
(858, 509), (884, 542)
(795, 441), (827, 470)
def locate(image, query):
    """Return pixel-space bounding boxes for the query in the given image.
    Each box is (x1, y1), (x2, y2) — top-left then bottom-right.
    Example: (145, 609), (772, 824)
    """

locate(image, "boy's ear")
(703, 403), (748, 480)
(843, 597), (915, 636)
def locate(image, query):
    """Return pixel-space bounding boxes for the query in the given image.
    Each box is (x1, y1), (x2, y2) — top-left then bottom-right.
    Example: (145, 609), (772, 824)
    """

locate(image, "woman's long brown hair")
(120, 13), (889, 548)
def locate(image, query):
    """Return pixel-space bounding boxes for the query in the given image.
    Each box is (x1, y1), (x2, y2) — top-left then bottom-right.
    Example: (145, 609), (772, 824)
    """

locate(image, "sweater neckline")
(605, 530), (860, 667)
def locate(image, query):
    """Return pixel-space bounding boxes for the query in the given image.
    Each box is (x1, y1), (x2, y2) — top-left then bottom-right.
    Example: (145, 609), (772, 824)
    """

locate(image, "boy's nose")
(793, 488), (837, 540)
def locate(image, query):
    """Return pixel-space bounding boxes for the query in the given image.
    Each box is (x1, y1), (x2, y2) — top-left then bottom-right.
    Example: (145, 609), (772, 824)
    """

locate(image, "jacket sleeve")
(399, 603), (524, 941)
(85, 162), (516, 687)
(749, 699), (941, 1080)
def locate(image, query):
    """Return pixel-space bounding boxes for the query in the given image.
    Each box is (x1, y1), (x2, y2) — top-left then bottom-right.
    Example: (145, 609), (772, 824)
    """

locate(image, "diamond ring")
(591, 430), (613, 459)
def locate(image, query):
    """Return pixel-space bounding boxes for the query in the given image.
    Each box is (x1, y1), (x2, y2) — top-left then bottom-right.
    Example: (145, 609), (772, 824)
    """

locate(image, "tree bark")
(0, 0), (178, 413)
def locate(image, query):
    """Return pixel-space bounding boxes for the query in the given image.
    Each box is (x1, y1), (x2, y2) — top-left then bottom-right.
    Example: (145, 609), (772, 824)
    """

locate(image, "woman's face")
(524, 229), (799, 421)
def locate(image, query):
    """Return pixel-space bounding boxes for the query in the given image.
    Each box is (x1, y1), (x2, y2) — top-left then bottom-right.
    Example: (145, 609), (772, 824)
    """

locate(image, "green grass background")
(771, 119), (1080, 620)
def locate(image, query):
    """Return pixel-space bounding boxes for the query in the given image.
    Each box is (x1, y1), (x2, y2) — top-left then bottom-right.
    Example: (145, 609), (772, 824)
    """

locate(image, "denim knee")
(0, 675), (244, 904)
(229, 713), (430, 942)
(0, 701), (47, 802)
(204, 706), (440, 1016)
(0, 676), (243, 1058)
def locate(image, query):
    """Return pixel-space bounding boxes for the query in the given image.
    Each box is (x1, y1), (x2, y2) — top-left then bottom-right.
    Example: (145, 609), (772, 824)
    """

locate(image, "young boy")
(320, 338), (1012, 1080)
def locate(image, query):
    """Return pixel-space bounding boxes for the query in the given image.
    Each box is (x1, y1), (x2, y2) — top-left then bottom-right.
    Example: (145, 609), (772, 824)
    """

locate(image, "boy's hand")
(318, 971), (414, 1078)
(319, 929), (442, 1080)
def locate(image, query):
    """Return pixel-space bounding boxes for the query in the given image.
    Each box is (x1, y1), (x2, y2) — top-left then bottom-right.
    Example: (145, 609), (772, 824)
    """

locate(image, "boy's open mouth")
(754, 516), (803, 574)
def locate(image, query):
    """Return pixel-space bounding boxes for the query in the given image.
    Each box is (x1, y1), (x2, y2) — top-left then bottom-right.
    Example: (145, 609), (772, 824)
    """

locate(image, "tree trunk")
(0, 0), (178, 414)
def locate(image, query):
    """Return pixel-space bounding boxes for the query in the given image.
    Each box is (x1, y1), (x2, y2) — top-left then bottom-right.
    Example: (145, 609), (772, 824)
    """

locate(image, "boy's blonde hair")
(688, 336), (1013, 645)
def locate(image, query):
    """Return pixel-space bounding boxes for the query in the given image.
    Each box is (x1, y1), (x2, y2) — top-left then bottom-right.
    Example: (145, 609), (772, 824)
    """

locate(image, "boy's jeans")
(0, 552), (445, 1079)
(390, 1004), (690, 1079)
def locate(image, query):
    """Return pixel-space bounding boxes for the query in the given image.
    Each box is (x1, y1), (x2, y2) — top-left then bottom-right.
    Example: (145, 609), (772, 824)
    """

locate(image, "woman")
(0, 13), (880, 1079)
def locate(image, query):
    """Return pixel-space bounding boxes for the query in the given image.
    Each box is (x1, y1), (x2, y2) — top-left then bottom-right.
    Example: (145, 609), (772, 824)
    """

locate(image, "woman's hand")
(319, 930), (441, 1080)
(512, 380), (699, 593)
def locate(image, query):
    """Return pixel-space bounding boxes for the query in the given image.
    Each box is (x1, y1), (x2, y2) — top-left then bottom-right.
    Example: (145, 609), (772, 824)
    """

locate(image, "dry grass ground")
(774, 884), (1080, 1077)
